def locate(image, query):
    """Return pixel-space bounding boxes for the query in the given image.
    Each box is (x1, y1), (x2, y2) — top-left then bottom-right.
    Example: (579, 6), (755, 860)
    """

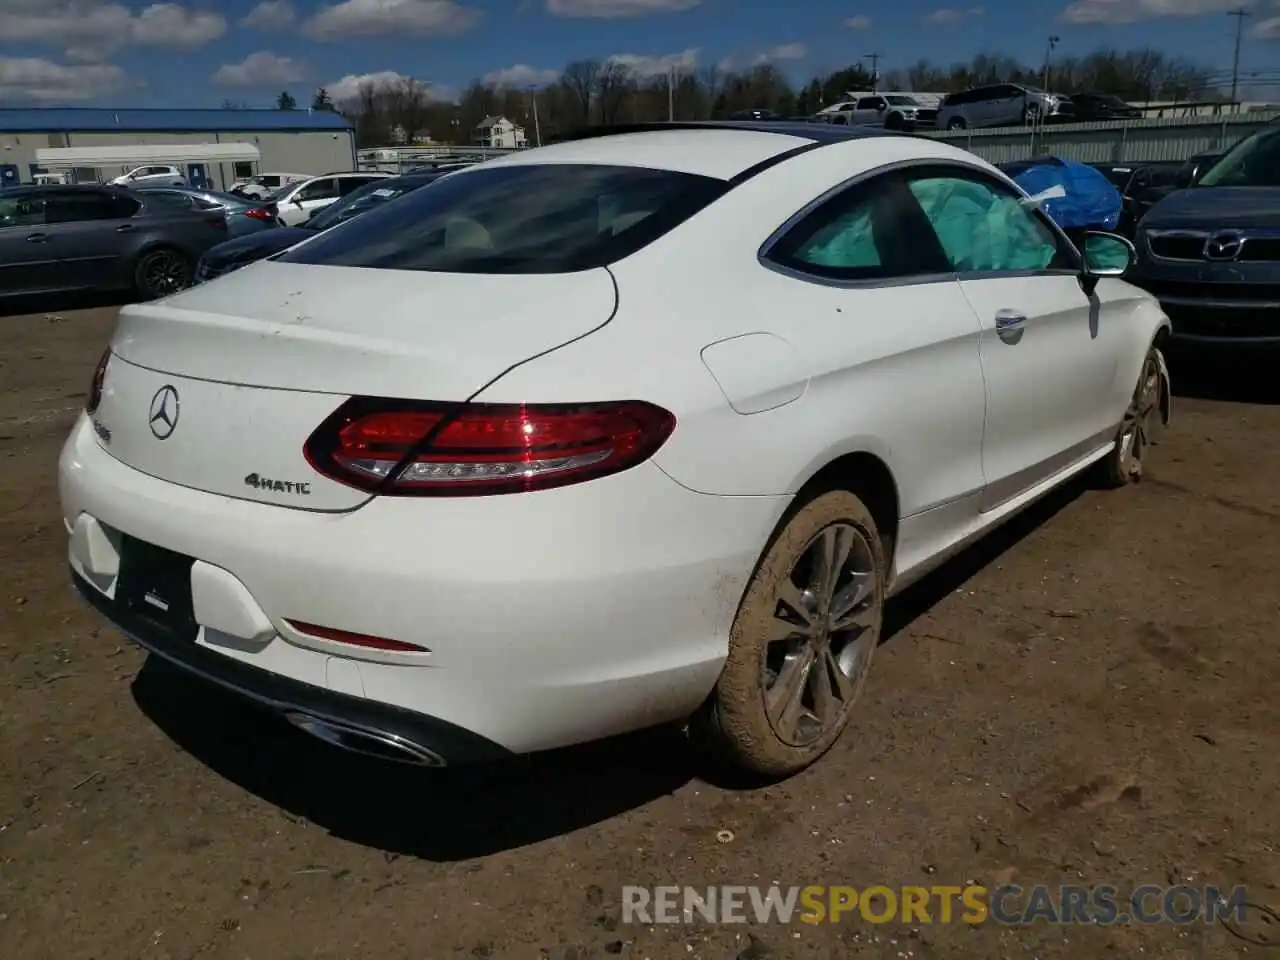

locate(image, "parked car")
(194, 171), (448, 283)
(63, 120), (1169, 780)
(832, 94), (936, 131)
(1086, 163), (1145, 236)
(1174, 149), (1223, 189)
(1127, 121), (1280, 348)
(229, 172), (307, 200)
(728, 109), (782, 121)
(936, 83), (1075, 130)
(1089, 163), (1140, 191)
(996, 156), (1123, 248)
(109, 165), (187, 188)
(1119, 161), (1185, 229)
(1066, 92), (1142, 122)
(138, 187), (280, 238)
(0, 184), (227, 299)
(271, 171), (395, 226)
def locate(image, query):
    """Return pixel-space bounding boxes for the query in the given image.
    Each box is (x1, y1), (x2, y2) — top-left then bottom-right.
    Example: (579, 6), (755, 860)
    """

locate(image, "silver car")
(935, 83), (1074, 131)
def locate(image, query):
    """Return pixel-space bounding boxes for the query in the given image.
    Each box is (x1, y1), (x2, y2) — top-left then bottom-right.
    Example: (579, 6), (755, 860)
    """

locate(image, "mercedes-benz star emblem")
(148, 385), (180, 440)
(1204, 230), (1245, 261)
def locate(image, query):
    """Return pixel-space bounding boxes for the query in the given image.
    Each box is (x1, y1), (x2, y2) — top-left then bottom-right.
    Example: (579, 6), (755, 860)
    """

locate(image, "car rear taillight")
(244, 207), (274, 221)
(304, 398), (676, 497)
(86, 348), (111, 414)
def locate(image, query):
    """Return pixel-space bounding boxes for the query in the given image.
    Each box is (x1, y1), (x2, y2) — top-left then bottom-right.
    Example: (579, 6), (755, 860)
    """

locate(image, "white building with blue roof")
(0, 107), (356, 190)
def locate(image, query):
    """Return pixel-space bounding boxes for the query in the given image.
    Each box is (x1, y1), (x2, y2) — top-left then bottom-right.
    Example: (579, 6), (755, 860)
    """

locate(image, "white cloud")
(239, 0), (296, 29)
(324, 69), (458, 103)
(0, 56), (132, 101)
(843, 13), (872, 27)
(0, 0), (225, 58)
(922, 5), (984, 22)
(1060, 0), (1248, 22)
(213, 51), (308, 87)
(482, 63), (562, 87)
(1253, 13), (1280, 35)
(606, 47), (700, 77)
(303, 0), (480, 38)
(546, 0), (700, 17)
(717, 43), (807, 73)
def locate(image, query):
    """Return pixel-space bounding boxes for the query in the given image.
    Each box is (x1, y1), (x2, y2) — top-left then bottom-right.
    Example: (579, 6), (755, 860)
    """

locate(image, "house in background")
(473, 116), (527, 149)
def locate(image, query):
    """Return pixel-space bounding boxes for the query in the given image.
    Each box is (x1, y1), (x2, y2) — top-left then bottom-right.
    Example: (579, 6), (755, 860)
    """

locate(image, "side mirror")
(292, 197), (304, 207)
(876, 103), (886, 112)
(1080, 230), (1135, 294)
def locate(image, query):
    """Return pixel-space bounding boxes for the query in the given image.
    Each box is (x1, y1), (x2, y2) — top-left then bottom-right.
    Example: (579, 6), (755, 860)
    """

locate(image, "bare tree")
(384, 77), (431, 144)
(561, 59), (601, 127)
(595, 61), (634, 125)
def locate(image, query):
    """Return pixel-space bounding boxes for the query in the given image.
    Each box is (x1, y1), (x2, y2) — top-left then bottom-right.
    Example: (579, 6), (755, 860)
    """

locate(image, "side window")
(338, 177), (376, 196)
(907, 170), (1072, 274)
(855, 97), (881, 110)
(0, 194), (48, 228)
(233, 161), (255, 179)
(766, 174), (950, 281)
(145, 192), (194, 211)
(44, 191), (133, 224)
(297, 178), (338, 202)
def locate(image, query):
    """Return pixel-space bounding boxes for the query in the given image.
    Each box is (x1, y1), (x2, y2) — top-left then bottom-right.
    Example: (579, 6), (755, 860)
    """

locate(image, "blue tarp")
(1008, 157), (1123, 231)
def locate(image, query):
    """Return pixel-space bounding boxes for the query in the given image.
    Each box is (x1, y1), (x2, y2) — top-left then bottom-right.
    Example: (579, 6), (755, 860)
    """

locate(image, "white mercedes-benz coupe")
(61, 121), (1171, 779)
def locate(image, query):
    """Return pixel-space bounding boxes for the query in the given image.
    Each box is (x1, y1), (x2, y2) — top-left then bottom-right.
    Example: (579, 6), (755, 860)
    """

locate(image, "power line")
(1228, 7), (1251, 103)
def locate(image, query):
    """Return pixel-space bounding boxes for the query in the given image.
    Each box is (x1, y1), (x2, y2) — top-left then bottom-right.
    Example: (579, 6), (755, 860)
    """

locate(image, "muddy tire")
(1098, 344), (1168, 488)
(691, 490), (886, 778)
(134, 248), (192, 300)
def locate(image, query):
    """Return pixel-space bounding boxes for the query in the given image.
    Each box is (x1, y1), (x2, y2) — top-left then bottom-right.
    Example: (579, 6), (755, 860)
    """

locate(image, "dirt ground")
(1, 301), (1278, 960)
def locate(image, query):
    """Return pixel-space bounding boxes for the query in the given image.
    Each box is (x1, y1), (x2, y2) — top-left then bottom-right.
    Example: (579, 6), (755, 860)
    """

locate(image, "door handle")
(25, 233), (49, 242)
(116, 224), (135, 233)
(995, 309), (1027, 329)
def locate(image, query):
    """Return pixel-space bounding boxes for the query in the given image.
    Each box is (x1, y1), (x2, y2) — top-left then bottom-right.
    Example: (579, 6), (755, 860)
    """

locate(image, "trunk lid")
(95, 261), (618, 511)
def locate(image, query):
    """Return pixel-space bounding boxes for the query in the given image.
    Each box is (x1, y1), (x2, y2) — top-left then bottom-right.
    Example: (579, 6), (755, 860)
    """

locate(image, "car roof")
(1, 183), (126, 196)
(483, 121), (916, 180)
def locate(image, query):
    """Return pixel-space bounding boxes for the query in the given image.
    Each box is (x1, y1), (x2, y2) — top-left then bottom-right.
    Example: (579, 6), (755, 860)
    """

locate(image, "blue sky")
(1, 0), (1279, 107)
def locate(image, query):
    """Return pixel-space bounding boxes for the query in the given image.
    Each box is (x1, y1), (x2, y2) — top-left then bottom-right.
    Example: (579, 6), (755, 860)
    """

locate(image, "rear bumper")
(60, 413), (786, 757)
(73, 570), (510, 765)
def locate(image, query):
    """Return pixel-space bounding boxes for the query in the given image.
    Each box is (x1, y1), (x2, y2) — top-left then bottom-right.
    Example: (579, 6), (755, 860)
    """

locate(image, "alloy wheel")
(760, 522), (881, 748)
(143, 252), (189, 296)
(1119, 352), (1161, 480)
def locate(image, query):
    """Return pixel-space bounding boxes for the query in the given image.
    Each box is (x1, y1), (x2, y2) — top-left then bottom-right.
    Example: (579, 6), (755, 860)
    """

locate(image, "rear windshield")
(277, 163), (729, 274)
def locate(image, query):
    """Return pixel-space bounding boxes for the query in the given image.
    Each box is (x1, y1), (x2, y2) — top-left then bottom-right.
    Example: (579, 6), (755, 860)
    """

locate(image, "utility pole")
(1042, 35), (1059, 91)
(863, 53), (881, 91)
(668, 66), (675, 121)
(528, 86), (541, 147)
(1228, 7), (1250, 105)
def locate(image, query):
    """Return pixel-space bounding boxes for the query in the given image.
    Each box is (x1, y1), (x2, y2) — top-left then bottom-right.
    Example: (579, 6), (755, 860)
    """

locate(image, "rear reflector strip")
(285, 619), (429, 653)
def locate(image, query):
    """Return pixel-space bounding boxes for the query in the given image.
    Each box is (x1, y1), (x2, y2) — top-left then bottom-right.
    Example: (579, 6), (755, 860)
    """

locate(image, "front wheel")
(691, 490), (886, 778)
(134, 248), (192, 300)
(946, 116), (966, 130)
(1098, 344), (1168, 487)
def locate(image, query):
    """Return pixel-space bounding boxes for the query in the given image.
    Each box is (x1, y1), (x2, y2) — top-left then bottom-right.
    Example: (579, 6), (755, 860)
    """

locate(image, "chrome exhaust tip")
(284, 712), (447, 767)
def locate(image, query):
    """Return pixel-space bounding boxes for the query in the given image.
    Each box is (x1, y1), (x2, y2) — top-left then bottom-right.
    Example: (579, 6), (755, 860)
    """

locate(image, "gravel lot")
(1, 303), (1277, 960)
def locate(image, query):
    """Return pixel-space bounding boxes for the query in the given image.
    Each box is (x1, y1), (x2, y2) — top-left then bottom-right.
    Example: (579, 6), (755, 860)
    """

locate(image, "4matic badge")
(244, 473), (312, 496)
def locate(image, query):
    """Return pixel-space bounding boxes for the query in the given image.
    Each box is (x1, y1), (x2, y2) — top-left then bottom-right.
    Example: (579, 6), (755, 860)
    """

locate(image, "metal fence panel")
(929, 111), (1280, 164)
